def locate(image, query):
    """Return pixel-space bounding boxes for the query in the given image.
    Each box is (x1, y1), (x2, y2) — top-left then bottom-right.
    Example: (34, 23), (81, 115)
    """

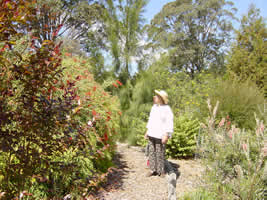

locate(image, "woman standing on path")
(144, 90), (174, 177)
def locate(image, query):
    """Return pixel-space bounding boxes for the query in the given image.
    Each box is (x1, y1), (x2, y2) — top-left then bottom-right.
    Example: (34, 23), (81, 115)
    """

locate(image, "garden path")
(90, 143), (204, 200)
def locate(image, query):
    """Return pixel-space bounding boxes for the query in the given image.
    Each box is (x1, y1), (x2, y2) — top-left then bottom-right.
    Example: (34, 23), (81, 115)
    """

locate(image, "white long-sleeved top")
(146, 104), (174, 139)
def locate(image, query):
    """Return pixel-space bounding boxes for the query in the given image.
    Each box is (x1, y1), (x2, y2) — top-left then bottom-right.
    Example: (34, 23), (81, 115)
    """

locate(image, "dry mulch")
(89, 143), (205, 200)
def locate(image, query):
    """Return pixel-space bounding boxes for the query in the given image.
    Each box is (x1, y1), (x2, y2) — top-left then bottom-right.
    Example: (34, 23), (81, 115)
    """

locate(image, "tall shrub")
(0, 1), (121, 198)
(227, 5), (266, 89)
(208, 78), (265, 130)
(0, 1), (74, 197)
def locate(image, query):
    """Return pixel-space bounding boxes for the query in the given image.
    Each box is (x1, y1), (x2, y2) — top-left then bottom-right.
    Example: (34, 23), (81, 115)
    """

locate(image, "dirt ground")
(90, 143), (205, 200)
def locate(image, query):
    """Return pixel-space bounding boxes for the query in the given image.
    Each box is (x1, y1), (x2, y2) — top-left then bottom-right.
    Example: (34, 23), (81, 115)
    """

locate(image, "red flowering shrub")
(61, 56), (121, 172)
(0, 1), (120, 199)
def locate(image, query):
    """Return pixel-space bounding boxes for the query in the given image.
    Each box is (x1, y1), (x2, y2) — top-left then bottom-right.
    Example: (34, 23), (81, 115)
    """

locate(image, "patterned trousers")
(148, 136), (165, 174)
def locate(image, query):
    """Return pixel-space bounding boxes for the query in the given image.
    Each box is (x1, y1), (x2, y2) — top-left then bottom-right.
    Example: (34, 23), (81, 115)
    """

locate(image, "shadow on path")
(93, 151), (129, 198)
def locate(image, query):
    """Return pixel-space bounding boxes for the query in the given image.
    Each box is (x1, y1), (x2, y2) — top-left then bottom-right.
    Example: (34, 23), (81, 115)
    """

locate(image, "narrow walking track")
(90, 143), (204, 200)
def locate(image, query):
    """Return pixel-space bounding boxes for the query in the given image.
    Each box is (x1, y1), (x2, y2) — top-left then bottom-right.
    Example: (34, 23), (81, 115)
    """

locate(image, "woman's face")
(153, 95), (163, 104)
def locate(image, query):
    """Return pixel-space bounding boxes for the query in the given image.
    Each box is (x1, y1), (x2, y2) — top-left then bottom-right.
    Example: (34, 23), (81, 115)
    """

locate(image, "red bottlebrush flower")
(104, 133), (108, 141)
(60, 84), (65, 90)
(86, 91), (91, 96)
(52, 24), (63, 38)
(65, 52), (71, 57)
(116, 80), (123, 86)
(107, 111), (112, 115)
(93, 86), (96, 91)
(52, 86), (57, 92)
(54, 45), (60, 55)
(106, 116), (111, 121)
(92, 110), (97, 116)
(0, 44), (8, 52)
(69, 137), (72, 140)
(112, 83), (118, 88)
(76, 75), (81, 81)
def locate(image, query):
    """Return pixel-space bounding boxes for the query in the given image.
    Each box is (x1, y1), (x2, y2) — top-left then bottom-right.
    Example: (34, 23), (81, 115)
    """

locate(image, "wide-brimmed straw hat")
(155, 90), (168, 104)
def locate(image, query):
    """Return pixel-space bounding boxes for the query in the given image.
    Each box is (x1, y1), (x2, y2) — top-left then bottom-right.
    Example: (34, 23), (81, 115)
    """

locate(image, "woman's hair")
(156, 95), (166, 105)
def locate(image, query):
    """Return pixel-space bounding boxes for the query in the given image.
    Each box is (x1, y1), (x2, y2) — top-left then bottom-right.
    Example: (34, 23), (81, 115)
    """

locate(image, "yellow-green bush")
(166, 115), (200, 158)
(208, 78), (265, 130)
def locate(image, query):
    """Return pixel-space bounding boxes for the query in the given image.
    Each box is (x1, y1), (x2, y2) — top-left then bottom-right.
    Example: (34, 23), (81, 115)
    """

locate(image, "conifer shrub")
(166, 115), (200, 158)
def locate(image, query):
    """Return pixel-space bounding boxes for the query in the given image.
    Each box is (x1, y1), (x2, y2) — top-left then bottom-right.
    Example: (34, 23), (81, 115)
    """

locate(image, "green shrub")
(166, 115), (200, 158)
(28, 148), (95, 199)
(122, 111), (148, 146)
(208, 78), (265, 130)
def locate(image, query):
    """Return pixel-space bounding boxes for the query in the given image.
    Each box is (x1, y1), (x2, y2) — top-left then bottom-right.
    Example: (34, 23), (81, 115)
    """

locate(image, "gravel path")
(91, 143), (205, 200)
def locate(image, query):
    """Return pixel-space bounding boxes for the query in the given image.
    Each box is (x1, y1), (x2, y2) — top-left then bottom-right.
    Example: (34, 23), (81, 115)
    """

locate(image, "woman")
(145, 90), (174, 177)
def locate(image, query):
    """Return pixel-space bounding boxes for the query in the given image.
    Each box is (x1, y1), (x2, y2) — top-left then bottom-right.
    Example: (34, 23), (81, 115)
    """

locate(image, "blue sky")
(144, 0), (267, 28)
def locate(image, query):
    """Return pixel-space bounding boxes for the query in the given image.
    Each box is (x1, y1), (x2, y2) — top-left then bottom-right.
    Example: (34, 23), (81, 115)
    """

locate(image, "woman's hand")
(144, 131), (148, 140)
(162, 134), (169, 144)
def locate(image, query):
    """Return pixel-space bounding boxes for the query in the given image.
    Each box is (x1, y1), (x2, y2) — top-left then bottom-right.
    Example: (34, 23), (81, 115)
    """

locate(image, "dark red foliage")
(0, 0), (95, 198)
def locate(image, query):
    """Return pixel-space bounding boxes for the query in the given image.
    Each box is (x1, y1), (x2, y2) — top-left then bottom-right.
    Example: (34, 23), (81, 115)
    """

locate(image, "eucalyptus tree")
(104, 0), (148, 83)
(148, 0), (236, 78)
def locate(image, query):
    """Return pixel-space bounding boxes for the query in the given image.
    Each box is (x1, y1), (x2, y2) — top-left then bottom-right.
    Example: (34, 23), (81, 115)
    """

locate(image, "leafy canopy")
(148, 0), (236, 78)
(227, 4), (267, 90)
